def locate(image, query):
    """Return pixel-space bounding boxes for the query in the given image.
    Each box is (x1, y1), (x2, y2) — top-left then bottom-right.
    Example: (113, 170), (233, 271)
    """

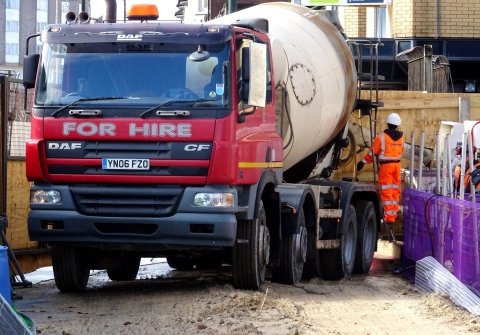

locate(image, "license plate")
(102, 158), (150, 170)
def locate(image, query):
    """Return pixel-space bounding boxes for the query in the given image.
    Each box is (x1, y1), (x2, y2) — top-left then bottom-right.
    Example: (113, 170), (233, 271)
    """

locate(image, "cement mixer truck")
(23, 1), (382, 292)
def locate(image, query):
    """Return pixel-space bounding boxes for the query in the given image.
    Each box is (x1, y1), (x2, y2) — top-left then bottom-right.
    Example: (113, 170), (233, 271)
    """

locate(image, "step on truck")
(23, 1), (381, 291)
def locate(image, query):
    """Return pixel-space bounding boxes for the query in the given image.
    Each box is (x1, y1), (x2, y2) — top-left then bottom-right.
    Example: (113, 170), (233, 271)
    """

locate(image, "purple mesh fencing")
(403, 188), (480, 290)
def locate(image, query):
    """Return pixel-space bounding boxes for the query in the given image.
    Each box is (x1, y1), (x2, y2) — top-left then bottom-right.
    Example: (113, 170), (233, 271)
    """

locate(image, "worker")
(454, 145), (480, 193)
(356, 113), (404, 225)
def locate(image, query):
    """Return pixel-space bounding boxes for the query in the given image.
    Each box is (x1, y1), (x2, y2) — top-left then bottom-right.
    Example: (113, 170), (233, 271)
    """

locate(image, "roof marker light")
(127, 4), (159, 21)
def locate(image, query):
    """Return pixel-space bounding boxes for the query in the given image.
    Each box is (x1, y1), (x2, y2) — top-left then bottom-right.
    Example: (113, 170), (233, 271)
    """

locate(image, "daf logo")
(184, 144), (210, 151)
(117, 34), (142, 41)
(48, 143), (82, 150)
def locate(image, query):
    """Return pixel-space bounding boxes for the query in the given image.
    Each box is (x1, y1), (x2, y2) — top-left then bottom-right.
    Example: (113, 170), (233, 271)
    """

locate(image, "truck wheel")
(321, 204), (357, 280)
(106, 254), (141, 281)
(272, 208), (306, 284)
(353, 200), (377, 274)
(232, 200), (269, 290)
(166, 256), (194, 270)
(302, 213), (322, 280)
(51, 245), (90, 292)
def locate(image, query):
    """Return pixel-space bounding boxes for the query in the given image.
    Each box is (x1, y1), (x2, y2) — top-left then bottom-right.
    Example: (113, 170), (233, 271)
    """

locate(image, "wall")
(344, 6), (367, 38)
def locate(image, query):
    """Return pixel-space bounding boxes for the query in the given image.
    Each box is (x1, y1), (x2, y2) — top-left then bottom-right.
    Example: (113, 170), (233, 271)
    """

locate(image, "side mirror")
(23, 54), (40, 89)
(239, 48), (250, 105)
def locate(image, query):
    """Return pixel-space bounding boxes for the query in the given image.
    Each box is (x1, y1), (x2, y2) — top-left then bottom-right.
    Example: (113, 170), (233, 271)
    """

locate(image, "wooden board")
(4, 160), (51, 274)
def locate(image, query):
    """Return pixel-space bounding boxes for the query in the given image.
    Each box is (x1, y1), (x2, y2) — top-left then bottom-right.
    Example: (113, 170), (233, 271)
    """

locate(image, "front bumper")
(28, 183), (241, 248)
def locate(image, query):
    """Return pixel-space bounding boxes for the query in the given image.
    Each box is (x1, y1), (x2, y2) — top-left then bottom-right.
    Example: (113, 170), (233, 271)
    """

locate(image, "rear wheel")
(232, 200), (270, 290)
(302, 213), (322, 280)
(106, 254), (141, 281)
(272, 208), (306, 284)
(321, 204), (357, 280)
(353, 200), (377, 274)
(51, 245), (90, 292)
(166, 256), (194, 270)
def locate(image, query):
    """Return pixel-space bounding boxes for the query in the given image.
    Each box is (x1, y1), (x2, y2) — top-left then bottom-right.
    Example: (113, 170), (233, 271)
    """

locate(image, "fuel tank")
(212, 2), (357, 170)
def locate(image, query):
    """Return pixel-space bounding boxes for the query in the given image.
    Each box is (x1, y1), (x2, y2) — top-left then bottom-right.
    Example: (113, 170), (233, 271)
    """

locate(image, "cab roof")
(41, 22), (233, 45)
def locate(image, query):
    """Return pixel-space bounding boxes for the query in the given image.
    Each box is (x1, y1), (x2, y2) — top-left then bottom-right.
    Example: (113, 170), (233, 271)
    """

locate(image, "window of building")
(61, 1), (70, 14)
(37, 0), (47, 11)
(6, 43), (19, 55)
(6, 0), (19, 9)
(197, 0), (207, 12)
(36, 22), (47, 33)
(6, 20), (19, 32)
(376, 8), (387, 38)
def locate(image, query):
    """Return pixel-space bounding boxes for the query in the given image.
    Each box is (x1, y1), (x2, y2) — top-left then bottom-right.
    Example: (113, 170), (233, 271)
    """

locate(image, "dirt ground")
(12, 261), (480, 335)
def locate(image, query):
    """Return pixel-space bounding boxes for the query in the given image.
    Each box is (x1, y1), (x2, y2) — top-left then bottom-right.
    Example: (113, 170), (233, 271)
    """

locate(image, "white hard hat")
(386, 113), (401, 126)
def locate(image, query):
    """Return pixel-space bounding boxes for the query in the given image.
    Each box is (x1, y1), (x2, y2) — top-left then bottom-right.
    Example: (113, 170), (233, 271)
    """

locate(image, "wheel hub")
(296, 226), (307, 264)
(259, 225), (270, 266)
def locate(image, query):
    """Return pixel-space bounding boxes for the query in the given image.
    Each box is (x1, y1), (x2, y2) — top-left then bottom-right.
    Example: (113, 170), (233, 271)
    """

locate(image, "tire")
(166, 256), (194, 270)
(51, 245), (90, 292)
(272, 208), (306, 284)
(106, 254), (141, 281)
(321, 204), (357, 280)
(232, 200), (270, 290)
(302, 211), (322, 280)
(353, 201), (377, 274)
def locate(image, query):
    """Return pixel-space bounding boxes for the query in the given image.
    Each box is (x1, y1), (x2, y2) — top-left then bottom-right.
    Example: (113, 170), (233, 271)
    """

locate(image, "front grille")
(46, 141), (212, 177)
(70, 184), (184, 216)
(49, 165), (208, 176)
(46, 141), (212, 159)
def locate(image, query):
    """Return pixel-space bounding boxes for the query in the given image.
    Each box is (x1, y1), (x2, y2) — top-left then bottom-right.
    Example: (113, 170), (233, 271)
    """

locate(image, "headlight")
(31, 190), (62, 204)
(193, 193), (234, 207)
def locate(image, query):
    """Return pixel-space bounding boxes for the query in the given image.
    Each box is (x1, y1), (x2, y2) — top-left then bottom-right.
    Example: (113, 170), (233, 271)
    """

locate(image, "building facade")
(343, 0), (480, 39)
(0, 0), (90, 78)
(341, 0), (480, 92)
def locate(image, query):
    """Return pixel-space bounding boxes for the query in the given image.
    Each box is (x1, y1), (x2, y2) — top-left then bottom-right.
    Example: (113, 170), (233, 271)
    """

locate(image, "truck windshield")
(35, 42), (231, 108)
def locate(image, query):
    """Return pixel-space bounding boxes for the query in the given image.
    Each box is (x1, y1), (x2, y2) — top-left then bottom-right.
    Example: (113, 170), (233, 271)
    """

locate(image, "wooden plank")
(379, 98), (459, 110)
(6, 160), (33, 250)
(459, 97), (470, 123)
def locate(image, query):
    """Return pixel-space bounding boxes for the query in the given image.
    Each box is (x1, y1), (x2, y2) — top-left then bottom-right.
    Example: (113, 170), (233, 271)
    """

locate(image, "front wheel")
(51, 245), (90, 292)
(106, 254), (141, 281)
(232, 200), (270, 290)
(321, 204), (357, 280)
(167, 256), (194, 270)
(272, 208), (306, 284)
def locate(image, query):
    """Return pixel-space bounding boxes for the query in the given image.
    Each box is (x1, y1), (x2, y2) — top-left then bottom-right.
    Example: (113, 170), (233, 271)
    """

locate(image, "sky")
(90, 0), (178, 22)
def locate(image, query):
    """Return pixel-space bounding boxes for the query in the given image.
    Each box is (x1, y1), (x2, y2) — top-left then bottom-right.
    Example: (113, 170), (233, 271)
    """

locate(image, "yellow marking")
(238, 162), (283, 168)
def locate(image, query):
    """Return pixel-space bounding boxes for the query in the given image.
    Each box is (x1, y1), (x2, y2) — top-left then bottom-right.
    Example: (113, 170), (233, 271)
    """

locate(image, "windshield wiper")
(51, 97), (127, 118)
(140, 100), (190, 118)
(140, 99), (212, 119)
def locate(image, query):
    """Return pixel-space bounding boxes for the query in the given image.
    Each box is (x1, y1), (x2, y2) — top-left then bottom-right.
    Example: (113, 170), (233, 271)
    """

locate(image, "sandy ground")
(12, 260), (480, 335)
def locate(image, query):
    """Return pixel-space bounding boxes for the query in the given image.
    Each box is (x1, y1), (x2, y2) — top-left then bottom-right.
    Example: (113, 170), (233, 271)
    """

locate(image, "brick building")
(341, 0), (480, 91)
(343, 0), (480, 39)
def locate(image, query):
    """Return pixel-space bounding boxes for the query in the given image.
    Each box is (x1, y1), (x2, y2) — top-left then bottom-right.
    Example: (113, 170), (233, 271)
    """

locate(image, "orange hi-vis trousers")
(378, 161), (401, 222)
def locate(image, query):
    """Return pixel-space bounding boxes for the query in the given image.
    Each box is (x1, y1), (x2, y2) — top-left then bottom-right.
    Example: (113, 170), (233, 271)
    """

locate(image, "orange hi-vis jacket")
(454, 162), (480, 193)
(362, 130), (404, 223)
(361, 132), (404, 165)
